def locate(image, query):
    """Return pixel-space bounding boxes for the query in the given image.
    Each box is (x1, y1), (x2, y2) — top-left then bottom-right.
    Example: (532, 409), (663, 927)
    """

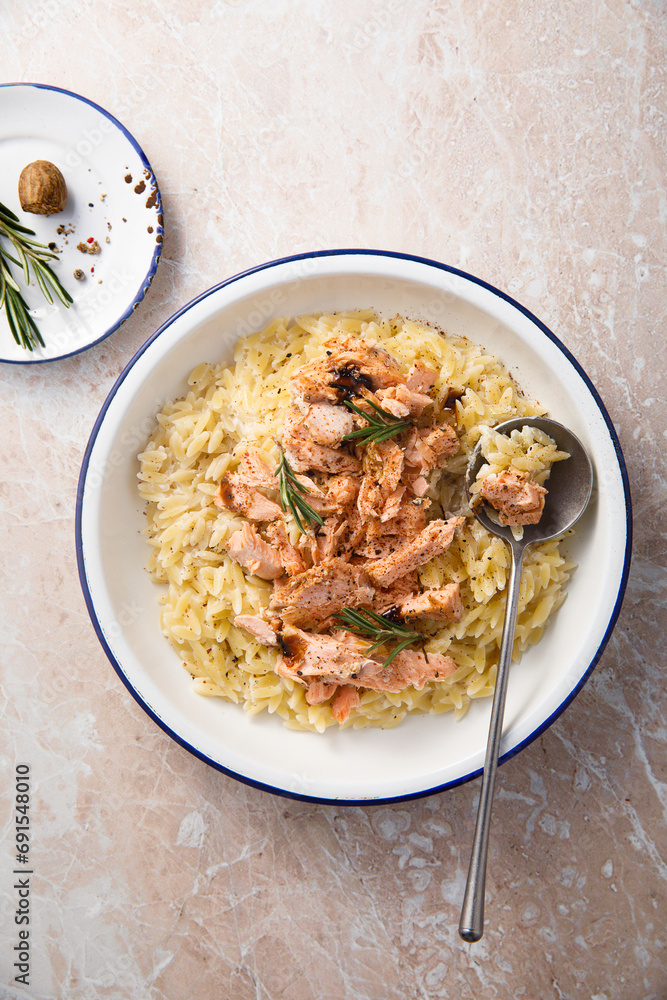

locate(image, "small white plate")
(0, 83), (163, 364)
(76, 251), (632, 803)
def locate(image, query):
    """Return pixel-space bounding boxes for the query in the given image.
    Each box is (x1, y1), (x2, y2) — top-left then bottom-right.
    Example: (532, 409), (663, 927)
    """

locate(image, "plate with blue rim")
(76, 250), (632, 803)
(0, 83), (163, 364)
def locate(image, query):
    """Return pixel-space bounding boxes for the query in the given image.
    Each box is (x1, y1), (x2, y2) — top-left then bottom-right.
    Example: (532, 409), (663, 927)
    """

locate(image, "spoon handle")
(459, 543), (525, 943)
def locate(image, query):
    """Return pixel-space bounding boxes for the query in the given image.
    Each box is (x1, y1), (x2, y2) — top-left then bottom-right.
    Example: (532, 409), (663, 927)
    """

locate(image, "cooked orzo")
(137, 311), (575, 732)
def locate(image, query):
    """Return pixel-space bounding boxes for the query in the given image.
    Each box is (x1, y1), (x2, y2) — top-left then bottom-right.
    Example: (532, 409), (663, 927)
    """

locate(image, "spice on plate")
(73, 268), (85, 281)
(76, 240), (101, 255)
(18, 160), (68, 216)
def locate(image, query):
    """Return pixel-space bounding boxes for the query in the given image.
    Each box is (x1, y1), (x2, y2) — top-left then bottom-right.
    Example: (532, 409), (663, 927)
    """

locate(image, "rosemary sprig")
(342, 398), (412, 445)
(275, 449), (325, 534)
(0, 200), (72, 351)
(334, 607), (424, 667)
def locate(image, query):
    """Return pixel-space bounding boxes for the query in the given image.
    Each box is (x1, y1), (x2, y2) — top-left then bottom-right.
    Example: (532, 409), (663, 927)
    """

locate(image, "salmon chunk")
(301, 402), (355, 446)
(368, 648), (457, 691)
(265, 521), (307, 576)
(292, 474), (359, 518)
(371, 571), (420, 614)
(374, 440), (405, 493)
(366, 517), (464, 587)
(357, 440), (405, 520)
(406, 362), (438, 393)
(214, 474), (283, 521)
(357, 495), (429, 560)
(303, 678), (361, 722)
(375, 383), (433, 418)
(270, 558), (375, 626)
(277, 626), (457, 693)
(380, 486), (405, 522)
(236, 447), (277, 489)
(404, 424), (460, 472)
(409, 475), (430, 497)
(289, 335), (407, 406)
(233, 614), (280, 645)
(305, 678), (340, 705)
(325, 474), (360, 509)
(277, 626), (377, 681)
(399, 583), (463, 622)
(282, 408), (361, 475)
(479, 470), (547, 526)
(308, 515), (354, 564)
(226, 522), (284, 580)
(356, 475), (381, 522)
(331, 685), (361, 723)
(300, 507), (366, 564)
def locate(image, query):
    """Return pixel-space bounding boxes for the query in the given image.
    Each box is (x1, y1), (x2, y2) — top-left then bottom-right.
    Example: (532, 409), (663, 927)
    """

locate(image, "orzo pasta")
(137, 312), (574, 732)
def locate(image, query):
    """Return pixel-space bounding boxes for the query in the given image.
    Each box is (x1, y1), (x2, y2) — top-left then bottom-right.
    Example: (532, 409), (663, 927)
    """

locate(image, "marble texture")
(0, 1), (665, 997)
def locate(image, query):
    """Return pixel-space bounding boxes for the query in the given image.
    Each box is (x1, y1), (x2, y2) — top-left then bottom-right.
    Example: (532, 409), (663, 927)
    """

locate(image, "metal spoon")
(458, 417), (593, 943)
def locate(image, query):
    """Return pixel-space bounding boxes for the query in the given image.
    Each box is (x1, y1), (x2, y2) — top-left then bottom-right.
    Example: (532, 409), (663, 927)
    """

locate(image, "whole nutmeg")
(18, 160), (68, 216)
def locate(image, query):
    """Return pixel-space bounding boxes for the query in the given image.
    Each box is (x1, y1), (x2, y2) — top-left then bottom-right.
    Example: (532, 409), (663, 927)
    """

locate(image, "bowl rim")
(75, 248), (633, 804)
(0, 81), (163, 366)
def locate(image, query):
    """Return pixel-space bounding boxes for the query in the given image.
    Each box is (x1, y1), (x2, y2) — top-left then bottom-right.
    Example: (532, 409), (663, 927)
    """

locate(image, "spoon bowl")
(465, 416), (594, 547)
(459, 417), (593, 943)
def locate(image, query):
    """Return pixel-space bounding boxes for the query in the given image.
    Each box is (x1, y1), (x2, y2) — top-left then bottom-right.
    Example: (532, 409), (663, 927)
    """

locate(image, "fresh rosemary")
(342, 398), (412, 445)
(275, 449), (325, 534)
(334, 607), (424, 667)
(0, 200), (72, 351)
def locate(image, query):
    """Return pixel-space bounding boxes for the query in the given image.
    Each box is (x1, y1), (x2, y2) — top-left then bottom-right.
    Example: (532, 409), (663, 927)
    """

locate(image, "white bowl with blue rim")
(76, 250), (632, 803)
(0, 83), (163, 364)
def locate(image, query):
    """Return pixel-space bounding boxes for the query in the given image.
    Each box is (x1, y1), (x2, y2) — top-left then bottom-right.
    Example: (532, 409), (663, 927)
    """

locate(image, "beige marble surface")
(1, 1), (665, 997)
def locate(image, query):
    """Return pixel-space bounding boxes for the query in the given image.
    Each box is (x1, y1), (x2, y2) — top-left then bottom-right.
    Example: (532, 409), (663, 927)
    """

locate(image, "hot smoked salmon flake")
(217, 330), (553, 723)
